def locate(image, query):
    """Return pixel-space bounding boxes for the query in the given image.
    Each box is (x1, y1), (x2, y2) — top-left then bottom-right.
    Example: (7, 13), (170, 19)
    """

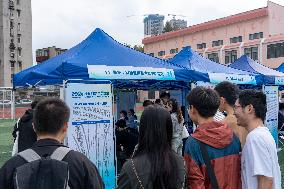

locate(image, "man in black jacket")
(12, 100), (39, 153)
(0, 98), (105, 189)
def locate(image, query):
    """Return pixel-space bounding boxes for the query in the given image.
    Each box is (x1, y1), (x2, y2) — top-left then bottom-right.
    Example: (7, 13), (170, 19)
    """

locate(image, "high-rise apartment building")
(0, 0), (32, 87)
(169, 18), (187, 30)
(144, 14), (165, 37)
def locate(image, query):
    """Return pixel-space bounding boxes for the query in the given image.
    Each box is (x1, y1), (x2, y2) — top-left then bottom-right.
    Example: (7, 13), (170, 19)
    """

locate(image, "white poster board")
(65, 80), (115, 189)
(263, 85), (279, 147)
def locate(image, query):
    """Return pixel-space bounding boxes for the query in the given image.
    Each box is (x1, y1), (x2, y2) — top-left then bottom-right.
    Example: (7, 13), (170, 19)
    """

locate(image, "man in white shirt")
(234, 90), (281, 189)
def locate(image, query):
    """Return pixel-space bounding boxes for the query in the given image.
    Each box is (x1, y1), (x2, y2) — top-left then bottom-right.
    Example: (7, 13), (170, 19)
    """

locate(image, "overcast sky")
(32, 0), (283, 61)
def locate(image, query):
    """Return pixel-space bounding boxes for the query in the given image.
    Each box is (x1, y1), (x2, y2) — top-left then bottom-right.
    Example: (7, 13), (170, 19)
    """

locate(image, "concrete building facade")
(0, 0), (32, 87)
(143, 1), (284, 69)
(144, 14), (165, 37)
(36, 46), (67, 64)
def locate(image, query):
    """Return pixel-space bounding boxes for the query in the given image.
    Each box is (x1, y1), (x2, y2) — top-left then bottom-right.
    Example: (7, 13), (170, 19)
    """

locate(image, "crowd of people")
(0, 81), (282, 189)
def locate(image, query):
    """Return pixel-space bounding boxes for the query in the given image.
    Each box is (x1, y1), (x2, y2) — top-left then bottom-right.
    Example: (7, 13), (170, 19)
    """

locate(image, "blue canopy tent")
(276, 62), (284, 72)
(229, 55), (284, 85)
(169, 46), (260, 85)
(13, 28), (208, 90)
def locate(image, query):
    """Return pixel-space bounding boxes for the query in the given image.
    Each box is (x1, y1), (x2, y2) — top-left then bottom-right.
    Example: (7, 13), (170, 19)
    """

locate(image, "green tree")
(133, 45), (144, 53)
(163, 21), (173, 33)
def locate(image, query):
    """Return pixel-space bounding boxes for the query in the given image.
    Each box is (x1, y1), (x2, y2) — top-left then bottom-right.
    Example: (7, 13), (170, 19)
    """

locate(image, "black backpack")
(13, 147), (71, 189)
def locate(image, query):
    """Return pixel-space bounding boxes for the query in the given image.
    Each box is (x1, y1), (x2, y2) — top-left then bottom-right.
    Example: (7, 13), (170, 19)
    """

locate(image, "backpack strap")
(50, 147), (71, 161)
(199, 141), (219, 189)
(18, 149), (41, 162)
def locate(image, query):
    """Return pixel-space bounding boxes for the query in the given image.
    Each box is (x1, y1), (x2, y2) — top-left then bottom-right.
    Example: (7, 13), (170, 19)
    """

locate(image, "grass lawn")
(0, 119), (15, 167)
(0, 119), (283, 187)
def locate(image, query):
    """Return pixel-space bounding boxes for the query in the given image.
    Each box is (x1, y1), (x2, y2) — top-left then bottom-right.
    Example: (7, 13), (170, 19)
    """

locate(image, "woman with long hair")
(167, 99), (184, 156)
(117, 105), (186, 189)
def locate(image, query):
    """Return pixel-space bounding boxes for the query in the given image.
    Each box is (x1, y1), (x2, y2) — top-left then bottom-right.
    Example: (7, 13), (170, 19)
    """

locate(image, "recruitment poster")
(65, 80), (115, 189)
(263, 85), (279, 147)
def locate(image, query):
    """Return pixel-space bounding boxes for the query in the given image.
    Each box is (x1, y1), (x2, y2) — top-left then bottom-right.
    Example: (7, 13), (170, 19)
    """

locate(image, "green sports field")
(0, 119), (283, 187)
(0, 119), (14, 167)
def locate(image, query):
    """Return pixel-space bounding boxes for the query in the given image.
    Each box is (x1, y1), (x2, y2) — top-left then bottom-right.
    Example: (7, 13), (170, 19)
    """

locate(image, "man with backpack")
(0, 98), (105, 189)
(184, 87), (242, 189)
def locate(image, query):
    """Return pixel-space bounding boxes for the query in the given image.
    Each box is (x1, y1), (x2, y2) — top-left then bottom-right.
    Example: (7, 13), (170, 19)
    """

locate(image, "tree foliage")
(133, 45), (144, 53)
(163, 21), (173, 33)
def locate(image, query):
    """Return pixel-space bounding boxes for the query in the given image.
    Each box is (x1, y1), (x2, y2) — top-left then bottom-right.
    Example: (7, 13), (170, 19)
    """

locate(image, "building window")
(149, 53), (154, 57)
(36, 50), (41, 57)
(244, 47), (258, 60)
(249, 32), (263, 40)
(158, 51), (165, 56)
(10, 61), (15, 68)
(17, 23), (21, 31)
(10, 28), (14, 37)
(11, 74), (14, 83)
(212, 40), (223, 47)
(10, 20), (14, 28)
(225, 50), (238, 64)
(170, 48), (178, 54)
(267, 42), (284, 59)
(207, 53), (219, 63)
(230, 36), (242, 44)
(17, 35), (21, 43)
(9, 0), (15, 10)
(43, 50), (49, 56)
(18, 61), (22, 70)
(18, 48), (22, 56)
(197, 43), (206, 49)
(16, 0), (20, 5)
(17, 9), (21, 17)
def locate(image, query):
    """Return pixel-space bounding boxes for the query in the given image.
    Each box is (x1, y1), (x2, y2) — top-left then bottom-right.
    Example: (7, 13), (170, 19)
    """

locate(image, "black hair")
(238, 90), (267, 122)
(187, 87), (220, 118)
(169, 98), (183, 124)
(120, 110), (127, 117)
(160, 91), (170, 99)
(31, 99), (40, 109)
(155, 99), (161, 104)
(215, 81), (239, 106)
(134, 105), (179, 189)
(33, 98), (70, 135)
(129, 109), (135, 115)
(279, 103), (284, 110)
(143, 100), (153, 107)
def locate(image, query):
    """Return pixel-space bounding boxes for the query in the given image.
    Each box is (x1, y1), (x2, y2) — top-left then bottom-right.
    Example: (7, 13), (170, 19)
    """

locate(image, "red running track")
(0, 107), (28, 119)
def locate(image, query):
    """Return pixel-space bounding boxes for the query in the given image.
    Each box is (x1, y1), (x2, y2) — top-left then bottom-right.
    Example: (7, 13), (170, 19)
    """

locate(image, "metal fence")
(0, 88), (15, 119)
